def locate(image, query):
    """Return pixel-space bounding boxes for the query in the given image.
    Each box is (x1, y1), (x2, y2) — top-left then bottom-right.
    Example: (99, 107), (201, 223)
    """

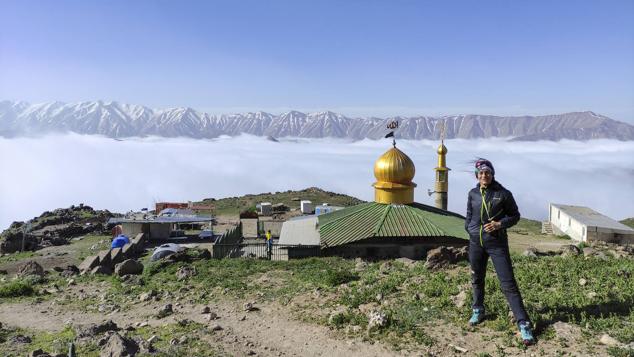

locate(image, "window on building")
(582, 227), (586, 237)
(437, 171), (446, 182)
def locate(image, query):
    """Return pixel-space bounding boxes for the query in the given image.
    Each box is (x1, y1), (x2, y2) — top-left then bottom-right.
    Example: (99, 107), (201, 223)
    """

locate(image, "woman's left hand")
(483, 220), (502, 233)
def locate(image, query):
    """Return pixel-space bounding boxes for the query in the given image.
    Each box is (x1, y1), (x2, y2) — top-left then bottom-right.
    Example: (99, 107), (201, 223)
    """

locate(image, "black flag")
(385, 131), (394, 138)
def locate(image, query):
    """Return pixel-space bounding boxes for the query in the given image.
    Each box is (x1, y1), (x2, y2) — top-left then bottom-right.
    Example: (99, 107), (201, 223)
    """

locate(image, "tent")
(111, 235), (130, 249)
(150, 243), (184, 261)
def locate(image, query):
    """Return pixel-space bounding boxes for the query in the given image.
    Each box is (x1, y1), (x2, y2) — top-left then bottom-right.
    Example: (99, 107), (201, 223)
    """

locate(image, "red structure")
(155, 202), (188, 213)
(155, 202), (215, 214)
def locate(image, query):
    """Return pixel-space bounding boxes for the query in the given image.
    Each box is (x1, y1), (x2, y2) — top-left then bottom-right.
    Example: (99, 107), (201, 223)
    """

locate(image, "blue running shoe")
(468, 308), (485, 326)
(518, 321), (536, 346)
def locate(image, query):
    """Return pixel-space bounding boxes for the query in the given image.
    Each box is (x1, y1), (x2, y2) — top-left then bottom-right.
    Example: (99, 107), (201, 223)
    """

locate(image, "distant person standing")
(465, 159), (535, 346)
(111, 225), (123, 240)
(265, 230), (273, 259)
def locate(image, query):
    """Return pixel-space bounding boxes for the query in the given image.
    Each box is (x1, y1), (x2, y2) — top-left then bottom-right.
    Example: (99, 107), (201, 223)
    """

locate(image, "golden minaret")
(372, 143), (417, 204)
(433, 123), (449, 210)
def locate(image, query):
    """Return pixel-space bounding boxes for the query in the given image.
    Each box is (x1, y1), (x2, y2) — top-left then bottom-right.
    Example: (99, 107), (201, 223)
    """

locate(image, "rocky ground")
(1, 232), (633, 357)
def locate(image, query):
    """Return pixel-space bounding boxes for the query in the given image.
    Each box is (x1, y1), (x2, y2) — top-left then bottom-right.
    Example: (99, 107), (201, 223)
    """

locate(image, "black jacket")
(465, 180), (520, 243)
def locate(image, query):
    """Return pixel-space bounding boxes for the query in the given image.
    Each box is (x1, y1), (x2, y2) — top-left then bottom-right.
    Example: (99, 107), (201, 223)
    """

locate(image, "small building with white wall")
(548, 203), (634, 244)
(258, 202), (272, 216)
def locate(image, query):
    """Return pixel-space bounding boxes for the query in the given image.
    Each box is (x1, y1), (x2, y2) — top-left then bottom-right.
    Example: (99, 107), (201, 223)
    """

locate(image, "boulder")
(0, 230), (38, 254)
(16, 261), (44, 278)
(138, 290), (156, 302)
(594, 251), (609, 260)
(176, 266), (196, 281)
(552, 321), (581, 341)
(165, 250), (191, 263)
(100, 332), (139, 357)
(91, 265), (113, 276)
(157, 304), (173, 318)
(424, 247), (454, 270)
(121, 243), (136, 257)
(77, 320), (119, 337)
(451, 290), (468, 308)
(10, 334), (32, 343)
(114, 259), (144, 276)
(367, 310), (388, 331)
(523, 247), (539, 257)
(97, 250), (112, 268)
(28, 349), (51, 357)
(354, 258), (368, 272)
(582, 247), (596, 257)
(452, 246), (469, 261)
(195, 248), (211, 260)
(79, 255), (100, 273)
(61, 265), (80, 278)
(110, 248), (124, 265)
(395, 257), (418, 268)
(559, 245), (581, 257)
(599, 334), (620, 347)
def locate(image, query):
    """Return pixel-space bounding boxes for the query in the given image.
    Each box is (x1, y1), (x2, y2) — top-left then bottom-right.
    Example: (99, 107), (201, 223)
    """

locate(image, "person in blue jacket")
(465, 158), (535, 345)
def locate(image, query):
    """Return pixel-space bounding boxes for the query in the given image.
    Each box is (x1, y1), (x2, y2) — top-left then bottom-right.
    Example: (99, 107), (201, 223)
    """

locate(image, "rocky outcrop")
(16, 261), (44, 278)
(424, 246), (469, 270)
(0, 204), (117, 254)
(114, 259), (144, 276)
(100, 332), (138, 357)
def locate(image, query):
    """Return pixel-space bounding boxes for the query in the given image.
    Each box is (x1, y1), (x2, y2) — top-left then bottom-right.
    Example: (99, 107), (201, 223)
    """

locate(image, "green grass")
(73, 234), (112, 261)
(0, 325), (99, 356)
(0, 279), (35, 298)
(620, 218), (634, 229)
(0, 250), (36, 265)
(508, 218), (542, 235)
(0, 322), (227, 357)
(51, 253), (634, 349)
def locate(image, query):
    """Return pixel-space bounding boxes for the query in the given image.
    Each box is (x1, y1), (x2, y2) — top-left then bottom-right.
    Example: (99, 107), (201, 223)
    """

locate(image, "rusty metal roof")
(318, 202), (468, 248)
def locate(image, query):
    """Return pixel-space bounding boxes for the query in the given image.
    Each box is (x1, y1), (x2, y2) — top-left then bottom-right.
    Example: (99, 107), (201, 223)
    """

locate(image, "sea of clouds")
(1, 134), (633, 230)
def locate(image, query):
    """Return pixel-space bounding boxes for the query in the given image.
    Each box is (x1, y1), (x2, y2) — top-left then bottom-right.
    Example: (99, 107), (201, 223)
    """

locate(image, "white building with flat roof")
(548, 203), (634, 244)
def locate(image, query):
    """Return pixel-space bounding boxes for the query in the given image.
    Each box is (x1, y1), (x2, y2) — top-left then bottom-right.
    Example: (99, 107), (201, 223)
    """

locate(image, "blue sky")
(1, 0), (633, 121)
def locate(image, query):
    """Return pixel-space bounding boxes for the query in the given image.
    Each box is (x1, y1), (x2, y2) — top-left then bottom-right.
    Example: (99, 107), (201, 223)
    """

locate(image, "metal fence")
(211, 242), (320, 260)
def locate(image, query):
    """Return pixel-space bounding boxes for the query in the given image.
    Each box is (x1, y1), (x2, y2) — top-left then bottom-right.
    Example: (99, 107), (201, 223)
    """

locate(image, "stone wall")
(78, 233), (147, 274)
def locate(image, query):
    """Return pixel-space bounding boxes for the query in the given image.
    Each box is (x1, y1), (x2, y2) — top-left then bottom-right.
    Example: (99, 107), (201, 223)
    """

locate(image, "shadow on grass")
(535, 297), (634, 334)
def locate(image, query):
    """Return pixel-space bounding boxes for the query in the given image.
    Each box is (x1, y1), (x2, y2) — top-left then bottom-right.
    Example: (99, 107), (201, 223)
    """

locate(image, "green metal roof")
(318, 202), (468, 248)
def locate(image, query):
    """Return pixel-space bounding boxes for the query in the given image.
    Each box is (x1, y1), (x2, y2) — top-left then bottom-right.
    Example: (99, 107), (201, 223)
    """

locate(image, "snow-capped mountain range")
(1, 100), (633, 141)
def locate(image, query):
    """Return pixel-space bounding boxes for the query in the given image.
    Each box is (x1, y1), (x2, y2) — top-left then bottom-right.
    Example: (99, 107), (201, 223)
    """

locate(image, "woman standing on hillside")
(464, 158), (535, 346)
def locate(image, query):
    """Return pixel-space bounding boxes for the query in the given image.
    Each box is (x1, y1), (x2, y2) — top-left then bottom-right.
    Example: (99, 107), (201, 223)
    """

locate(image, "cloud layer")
(1, 134), (633, 230)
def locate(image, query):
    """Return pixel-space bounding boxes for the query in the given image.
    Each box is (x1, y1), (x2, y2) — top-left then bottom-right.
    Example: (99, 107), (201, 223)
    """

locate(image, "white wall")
(549, 205), (586, 242)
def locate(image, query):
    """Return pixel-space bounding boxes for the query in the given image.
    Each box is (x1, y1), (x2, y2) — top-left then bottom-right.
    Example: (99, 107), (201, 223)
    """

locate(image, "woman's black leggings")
(469, 239), (530, 324)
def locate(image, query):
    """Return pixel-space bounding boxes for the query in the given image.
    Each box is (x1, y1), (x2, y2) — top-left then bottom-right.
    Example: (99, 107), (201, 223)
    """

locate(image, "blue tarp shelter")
(111, 235), (130, 249)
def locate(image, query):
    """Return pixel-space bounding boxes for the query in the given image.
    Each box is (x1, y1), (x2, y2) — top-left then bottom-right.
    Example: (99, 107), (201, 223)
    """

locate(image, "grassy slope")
(620, 218), (634, 229)
(509, 218), (542, 235)
(196, 187), (365, 215)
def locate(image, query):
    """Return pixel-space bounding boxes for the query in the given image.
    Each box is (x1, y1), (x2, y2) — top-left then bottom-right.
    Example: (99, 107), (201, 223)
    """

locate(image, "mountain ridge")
(1, 100), (633, 141)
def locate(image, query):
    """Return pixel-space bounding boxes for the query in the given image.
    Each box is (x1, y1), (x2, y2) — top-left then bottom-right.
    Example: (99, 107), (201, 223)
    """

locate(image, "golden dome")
(372, 146), (416, 204)
(437, 143), (447, 155)
(374, 147), (415, 184)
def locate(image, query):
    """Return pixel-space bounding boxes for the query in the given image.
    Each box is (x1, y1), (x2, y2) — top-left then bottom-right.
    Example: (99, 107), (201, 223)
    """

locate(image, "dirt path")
(2, 295), (609, 356)
(0, 297), (405, 357)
